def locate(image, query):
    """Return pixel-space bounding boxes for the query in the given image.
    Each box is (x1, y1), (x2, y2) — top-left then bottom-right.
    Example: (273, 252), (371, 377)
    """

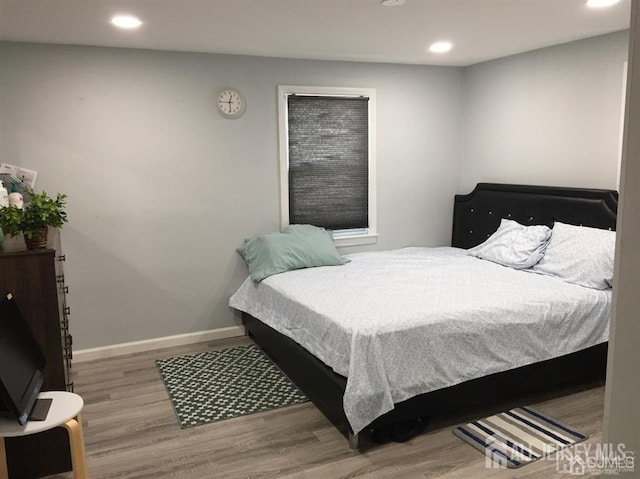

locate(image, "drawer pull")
(57, 254), (66, 262)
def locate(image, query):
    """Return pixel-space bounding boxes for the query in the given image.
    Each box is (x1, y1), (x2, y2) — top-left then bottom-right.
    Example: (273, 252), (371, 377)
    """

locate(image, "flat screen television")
(0, 293), (47, 425)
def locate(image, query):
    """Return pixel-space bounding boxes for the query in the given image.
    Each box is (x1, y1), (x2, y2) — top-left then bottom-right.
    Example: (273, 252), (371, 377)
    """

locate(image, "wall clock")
(217, 88), (246, 119)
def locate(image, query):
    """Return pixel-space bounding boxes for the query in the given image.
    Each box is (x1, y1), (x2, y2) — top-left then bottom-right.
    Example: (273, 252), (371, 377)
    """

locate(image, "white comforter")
(229, 247), (611, 434)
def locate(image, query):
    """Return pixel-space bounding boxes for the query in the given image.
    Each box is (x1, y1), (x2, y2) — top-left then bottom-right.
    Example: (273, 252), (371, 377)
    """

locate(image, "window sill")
(333, 233), (378, 247)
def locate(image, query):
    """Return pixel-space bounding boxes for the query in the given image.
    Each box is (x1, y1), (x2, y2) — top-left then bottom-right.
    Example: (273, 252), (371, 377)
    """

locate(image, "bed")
(230, 183), (618, 449)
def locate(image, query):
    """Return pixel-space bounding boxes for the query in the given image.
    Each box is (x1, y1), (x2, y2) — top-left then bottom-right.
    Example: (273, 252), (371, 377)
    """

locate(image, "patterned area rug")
(453, 406), (587, 469)
(156, 344), (308, 428)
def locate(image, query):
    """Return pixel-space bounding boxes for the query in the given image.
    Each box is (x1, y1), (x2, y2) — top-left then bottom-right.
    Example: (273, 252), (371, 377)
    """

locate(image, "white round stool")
(0, 391), (87, 479)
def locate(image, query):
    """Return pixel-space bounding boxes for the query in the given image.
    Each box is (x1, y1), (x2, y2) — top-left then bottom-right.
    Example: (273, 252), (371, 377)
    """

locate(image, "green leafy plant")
(0, 188), (68, 239)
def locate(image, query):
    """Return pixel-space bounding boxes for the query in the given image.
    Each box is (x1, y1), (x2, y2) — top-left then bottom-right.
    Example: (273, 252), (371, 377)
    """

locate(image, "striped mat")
(453, 406), (587, 469)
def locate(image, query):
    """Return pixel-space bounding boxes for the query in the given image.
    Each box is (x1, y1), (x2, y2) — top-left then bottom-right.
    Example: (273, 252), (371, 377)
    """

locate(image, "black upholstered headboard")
(452, 183), (618, 249)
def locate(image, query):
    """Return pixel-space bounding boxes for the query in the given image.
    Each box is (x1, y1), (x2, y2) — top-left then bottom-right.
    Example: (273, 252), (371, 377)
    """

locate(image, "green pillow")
(239, 224), (347, 282)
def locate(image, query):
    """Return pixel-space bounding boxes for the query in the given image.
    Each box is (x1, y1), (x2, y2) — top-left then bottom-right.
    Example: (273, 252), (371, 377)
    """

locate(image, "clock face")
(217, 88), (246, 118)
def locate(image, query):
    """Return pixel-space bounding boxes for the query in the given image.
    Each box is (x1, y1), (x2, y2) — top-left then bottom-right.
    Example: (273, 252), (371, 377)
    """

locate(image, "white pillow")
(467, 218), (552, 269)
(531, 222), (615, 290)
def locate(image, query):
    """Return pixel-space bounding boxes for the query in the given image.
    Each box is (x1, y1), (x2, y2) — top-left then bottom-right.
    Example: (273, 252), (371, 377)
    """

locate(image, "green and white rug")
(156, 344), (308, 428)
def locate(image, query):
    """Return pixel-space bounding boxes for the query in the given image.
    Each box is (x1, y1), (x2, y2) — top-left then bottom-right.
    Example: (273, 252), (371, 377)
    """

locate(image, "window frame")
(277, 85), (377, 247)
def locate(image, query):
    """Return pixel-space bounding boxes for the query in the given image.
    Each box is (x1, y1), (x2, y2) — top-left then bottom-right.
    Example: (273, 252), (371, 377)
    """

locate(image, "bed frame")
(242, 183), (618, 450)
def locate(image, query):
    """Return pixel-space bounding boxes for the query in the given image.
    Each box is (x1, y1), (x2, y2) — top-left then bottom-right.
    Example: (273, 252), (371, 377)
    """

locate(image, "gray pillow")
(238, 224), (347, 282)
(467, 218), (551, 269)
(531, 222), (615, 290)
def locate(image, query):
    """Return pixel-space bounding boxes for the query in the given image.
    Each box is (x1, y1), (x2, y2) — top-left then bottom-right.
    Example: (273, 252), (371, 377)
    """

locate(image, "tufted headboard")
(452, 183), (618, 249)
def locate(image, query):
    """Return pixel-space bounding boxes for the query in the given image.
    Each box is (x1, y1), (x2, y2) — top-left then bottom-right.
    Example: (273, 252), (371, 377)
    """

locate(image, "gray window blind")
(287, 95), (369, 230)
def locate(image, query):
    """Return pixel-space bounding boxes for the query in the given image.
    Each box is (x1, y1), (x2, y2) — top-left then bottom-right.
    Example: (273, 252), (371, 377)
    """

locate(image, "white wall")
(0, 42), (464, 349)
(460, 31), (629, 193)
(603, 0), (640, 455)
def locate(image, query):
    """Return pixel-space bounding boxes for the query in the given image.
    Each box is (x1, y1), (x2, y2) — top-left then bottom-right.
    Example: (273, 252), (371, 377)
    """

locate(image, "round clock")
(217, 88), (246, 119)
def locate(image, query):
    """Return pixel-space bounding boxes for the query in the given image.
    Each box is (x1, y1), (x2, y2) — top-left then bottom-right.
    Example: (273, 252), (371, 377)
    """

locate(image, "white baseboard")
(73, 326), (246, 363)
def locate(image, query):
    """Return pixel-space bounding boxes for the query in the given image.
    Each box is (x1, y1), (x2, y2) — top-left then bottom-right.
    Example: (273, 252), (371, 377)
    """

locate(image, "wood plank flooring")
(45, 337), (604, 479)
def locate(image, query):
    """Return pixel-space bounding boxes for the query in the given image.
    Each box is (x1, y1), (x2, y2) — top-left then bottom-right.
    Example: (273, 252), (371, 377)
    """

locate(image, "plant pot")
(24, 230), (48, 250)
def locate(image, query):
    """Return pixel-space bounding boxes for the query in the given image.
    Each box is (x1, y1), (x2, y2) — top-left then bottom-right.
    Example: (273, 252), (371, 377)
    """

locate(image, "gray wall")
(0, 32), (629, 350)
(460, 31), (629, 193)
(0, 42), (464, 349)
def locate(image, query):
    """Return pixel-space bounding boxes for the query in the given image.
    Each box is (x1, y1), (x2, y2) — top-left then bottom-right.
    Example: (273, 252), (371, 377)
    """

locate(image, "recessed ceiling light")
(586, 0), (620, 7)
(110, 15), (143, 29)
(429, 41), (453, 53)
(380, 0), (406, 6)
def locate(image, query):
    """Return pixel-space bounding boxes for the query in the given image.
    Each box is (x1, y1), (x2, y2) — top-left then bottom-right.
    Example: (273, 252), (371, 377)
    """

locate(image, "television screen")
(0, 293), (47, 425)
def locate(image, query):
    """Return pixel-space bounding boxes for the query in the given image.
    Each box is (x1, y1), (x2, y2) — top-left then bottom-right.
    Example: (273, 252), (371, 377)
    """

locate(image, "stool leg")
(0, 437), (8, 479)
(62, 414), (88, 479)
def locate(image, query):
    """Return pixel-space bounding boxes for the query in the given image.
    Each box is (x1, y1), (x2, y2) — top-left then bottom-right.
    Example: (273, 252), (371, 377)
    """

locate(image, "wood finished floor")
(46, 337), (604, 479)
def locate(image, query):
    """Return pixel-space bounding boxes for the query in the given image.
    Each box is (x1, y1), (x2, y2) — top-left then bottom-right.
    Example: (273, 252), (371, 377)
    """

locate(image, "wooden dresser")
(0, 232), (73, 478)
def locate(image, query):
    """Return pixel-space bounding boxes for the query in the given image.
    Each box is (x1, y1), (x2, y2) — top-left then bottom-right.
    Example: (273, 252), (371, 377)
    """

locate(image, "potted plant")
(0, 188), (68, 249)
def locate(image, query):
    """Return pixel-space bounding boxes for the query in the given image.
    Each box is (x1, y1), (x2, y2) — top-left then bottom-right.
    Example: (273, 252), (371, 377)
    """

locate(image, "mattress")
(229, 247), (611, 434)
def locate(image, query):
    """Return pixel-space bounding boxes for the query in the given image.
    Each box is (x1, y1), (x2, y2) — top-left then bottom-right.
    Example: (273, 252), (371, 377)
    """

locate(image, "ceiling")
(0, 0), (631, 66)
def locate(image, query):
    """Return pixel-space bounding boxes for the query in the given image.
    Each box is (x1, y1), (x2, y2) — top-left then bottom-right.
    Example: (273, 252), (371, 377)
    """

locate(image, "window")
(278, 86), (377, 246)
